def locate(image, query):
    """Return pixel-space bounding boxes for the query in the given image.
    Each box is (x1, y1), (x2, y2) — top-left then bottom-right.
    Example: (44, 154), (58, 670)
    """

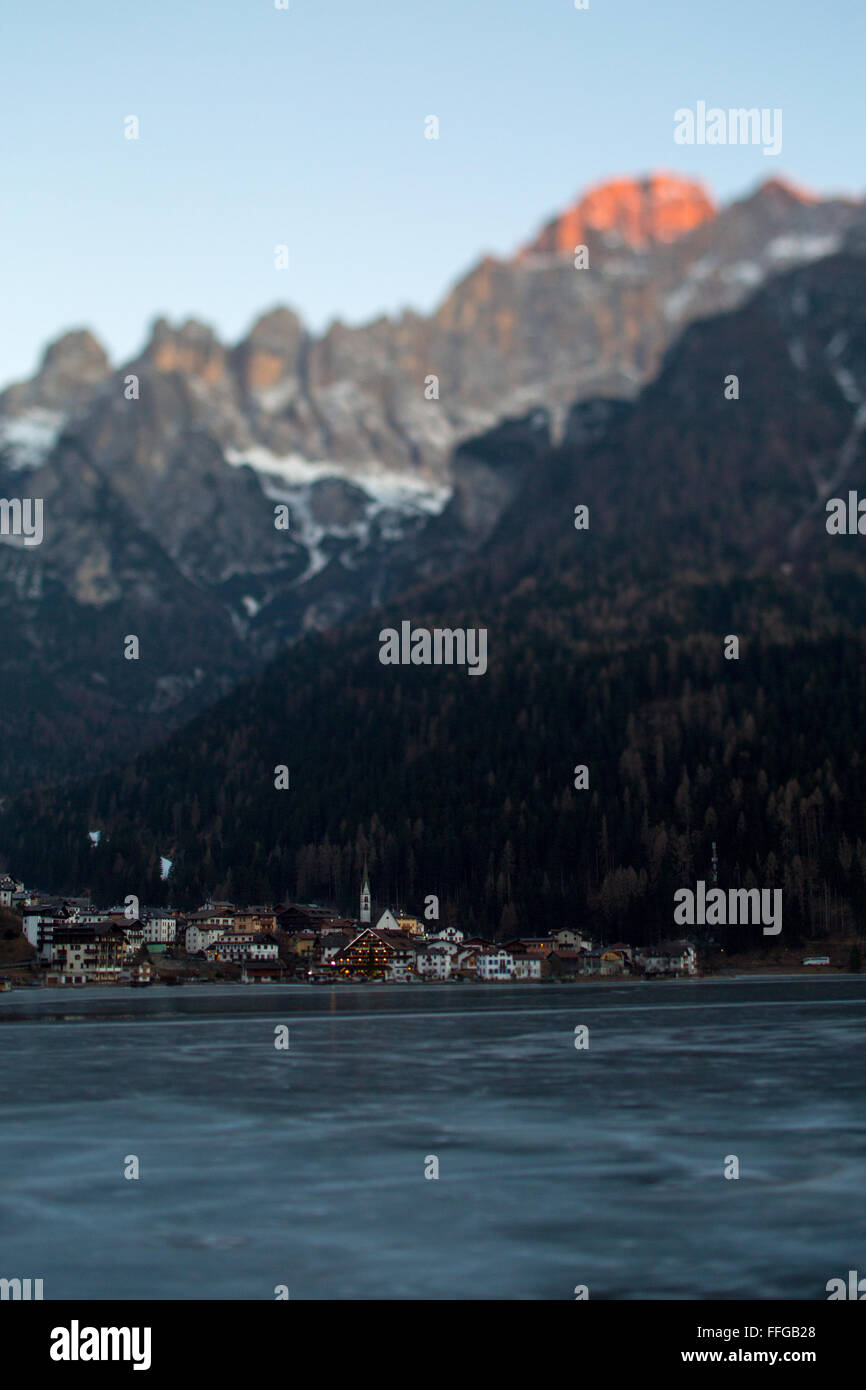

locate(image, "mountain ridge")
(6, 247), (866, 947)
(1, 172), (864, 797)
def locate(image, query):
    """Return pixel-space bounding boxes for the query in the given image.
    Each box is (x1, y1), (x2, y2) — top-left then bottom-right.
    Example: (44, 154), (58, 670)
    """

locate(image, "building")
(233, 908), (277, 934)
(608, 942), (634, 963)
(276, 903), (338, 933)
(142, 913), (178, 945)
(72, 907), (108, 925)
(635, 941), (697, 977)
(241, 961), (288, 983)
(375, 908), (403, 934)
(422, 935), (461, 958)
(456, 940), (493, 975)
(477, 949), (514, 981)
(511, 952), (543, 980)
(662, 940), (697, 976)
(22, 905), (70, 955)
(600, 948), (627, 976)
(395, 914), (426, 938)
(384, 958), (417, 983)
(554, 929), (594, 951)
(546, 949), (585, 978)
(334, 928), (418, 978)
(205, 933), (280, 964)
(432, 926), (464, 944)
(182, 922), (228, 955)
(47, 922), (125, 984)
(415, 945), (453, 980)
(513, 937), (556, 958)
(360, 866), (371, 924)
(0, 875), (19, 907)
(119, 920), (145, 957)
(198, 908), (237, 928)
(283, 930), (318, 958)
(318, 931), (355, 962)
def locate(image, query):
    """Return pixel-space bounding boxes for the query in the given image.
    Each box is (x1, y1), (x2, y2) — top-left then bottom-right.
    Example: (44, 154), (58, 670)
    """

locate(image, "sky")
(1, 0), (864, 387)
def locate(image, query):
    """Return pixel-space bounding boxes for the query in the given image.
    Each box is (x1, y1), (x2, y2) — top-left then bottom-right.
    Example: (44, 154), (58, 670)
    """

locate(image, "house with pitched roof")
(415, 944), (453, 979)
(334, 927), (419, 978)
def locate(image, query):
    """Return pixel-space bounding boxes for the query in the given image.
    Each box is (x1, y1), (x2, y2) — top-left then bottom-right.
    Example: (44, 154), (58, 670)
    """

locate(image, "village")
(0, 869), (700, 988)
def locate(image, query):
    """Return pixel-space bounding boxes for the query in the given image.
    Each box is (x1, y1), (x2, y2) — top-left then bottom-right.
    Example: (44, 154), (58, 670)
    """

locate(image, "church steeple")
(360, 860), (371, 924)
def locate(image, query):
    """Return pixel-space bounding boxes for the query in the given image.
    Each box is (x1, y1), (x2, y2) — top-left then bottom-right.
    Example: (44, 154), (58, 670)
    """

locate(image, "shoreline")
(0, 966), (859, 996)
(0, 970), (861, 1007)
(0, 969), (857, 996)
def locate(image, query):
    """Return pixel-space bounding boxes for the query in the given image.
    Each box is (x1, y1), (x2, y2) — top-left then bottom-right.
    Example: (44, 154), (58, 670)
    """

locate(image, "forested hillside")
(5, 251), (866, 947)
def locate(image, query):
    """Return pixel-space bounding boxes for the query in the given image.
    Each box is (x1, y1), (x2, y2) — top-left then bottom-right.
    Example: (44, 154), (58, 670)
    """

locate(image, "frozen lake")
(0, 977), (863, 1299)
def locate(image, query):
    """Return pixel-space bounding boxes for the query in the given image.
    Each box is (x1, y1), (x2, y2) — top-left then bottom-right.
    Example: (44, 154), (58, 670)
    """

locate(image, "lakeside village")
(0, 869), (714, 990)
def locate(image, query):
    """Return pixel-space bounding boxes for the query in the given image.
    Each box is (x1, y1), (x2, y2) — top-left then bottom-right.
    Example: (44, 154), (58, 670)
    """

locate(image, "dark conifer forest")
(5, 252), (866, 947)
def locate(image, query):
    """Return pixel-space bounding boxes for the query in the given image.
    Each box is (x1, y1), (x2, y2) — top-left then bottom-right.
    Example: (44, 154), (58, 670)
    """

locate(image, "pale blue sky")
(1, 0), (863, 386)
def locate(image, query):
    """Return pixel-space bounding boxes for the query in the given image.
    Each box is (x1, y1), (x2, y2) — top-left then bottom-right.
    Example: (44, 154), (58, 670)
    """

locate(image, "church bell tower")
(360, 862), (371, 924)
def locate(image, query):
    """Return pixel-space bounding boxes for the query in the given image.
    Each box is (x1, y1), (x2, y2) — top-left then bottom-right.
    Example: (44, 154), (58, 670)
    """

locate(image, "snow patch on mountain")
(766, 233), (841, 263)
(0, 409), (65, 469)
(225, 446), (451, 586)
(225, 446), (451, 511)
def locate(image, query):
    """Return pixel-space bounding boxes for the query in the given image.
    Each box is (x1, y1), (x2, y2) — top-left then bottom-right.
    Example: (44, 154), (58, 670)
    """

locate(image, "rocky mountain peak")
(518, 172), (716, 258)
(232, 307), (306, 396)
(0, 328), (111, 416)
(244, 306), (306, 349)
(39, 328), (110, 380)
(754, 176), (819, 205)
(141, 317), (227, 384)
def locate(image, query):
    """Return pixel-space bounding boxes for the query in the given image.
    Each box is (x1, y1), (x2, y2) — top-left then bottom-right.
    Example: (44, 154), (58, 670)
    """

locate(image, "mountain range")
(1, 171), (864, 802)
(5, 223), (866, 945)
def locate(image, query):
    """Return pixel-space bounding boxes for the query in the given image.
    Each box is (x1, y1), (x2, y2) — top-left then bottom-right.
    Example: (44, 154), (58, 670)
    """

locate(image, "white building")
(142, 914), (178, 945)
(423, 935), (461, 958)
(636, 940), (697, 977)
(0, 876), (20, 907)
(431, 926), (464, 945)
(184, 924), (228, 955)
(477, 949), (514, 981)
(385, 959), (416, 983)
(22, 907), (69, 956)
(205, 933), (280, 963)
(415, 945), (453, 980)
(554, 928), (594, 951)
(375, 908), (402, 934)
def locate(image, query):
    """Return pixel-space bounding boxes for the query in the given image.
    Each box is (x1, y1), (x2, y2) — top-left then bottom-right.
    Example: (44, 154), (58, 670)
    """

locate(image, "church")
(358, 864), (425, 937)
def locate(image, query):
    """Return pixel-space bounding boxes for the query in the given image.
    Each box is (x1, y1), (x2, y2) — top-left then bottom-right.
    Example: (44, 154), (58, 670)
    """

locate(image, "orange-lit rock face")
(144, 320), (227, 385)
(244, 349), (287, 391)
(520, 174), (717, 256)
(151, 341), (225, 384)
